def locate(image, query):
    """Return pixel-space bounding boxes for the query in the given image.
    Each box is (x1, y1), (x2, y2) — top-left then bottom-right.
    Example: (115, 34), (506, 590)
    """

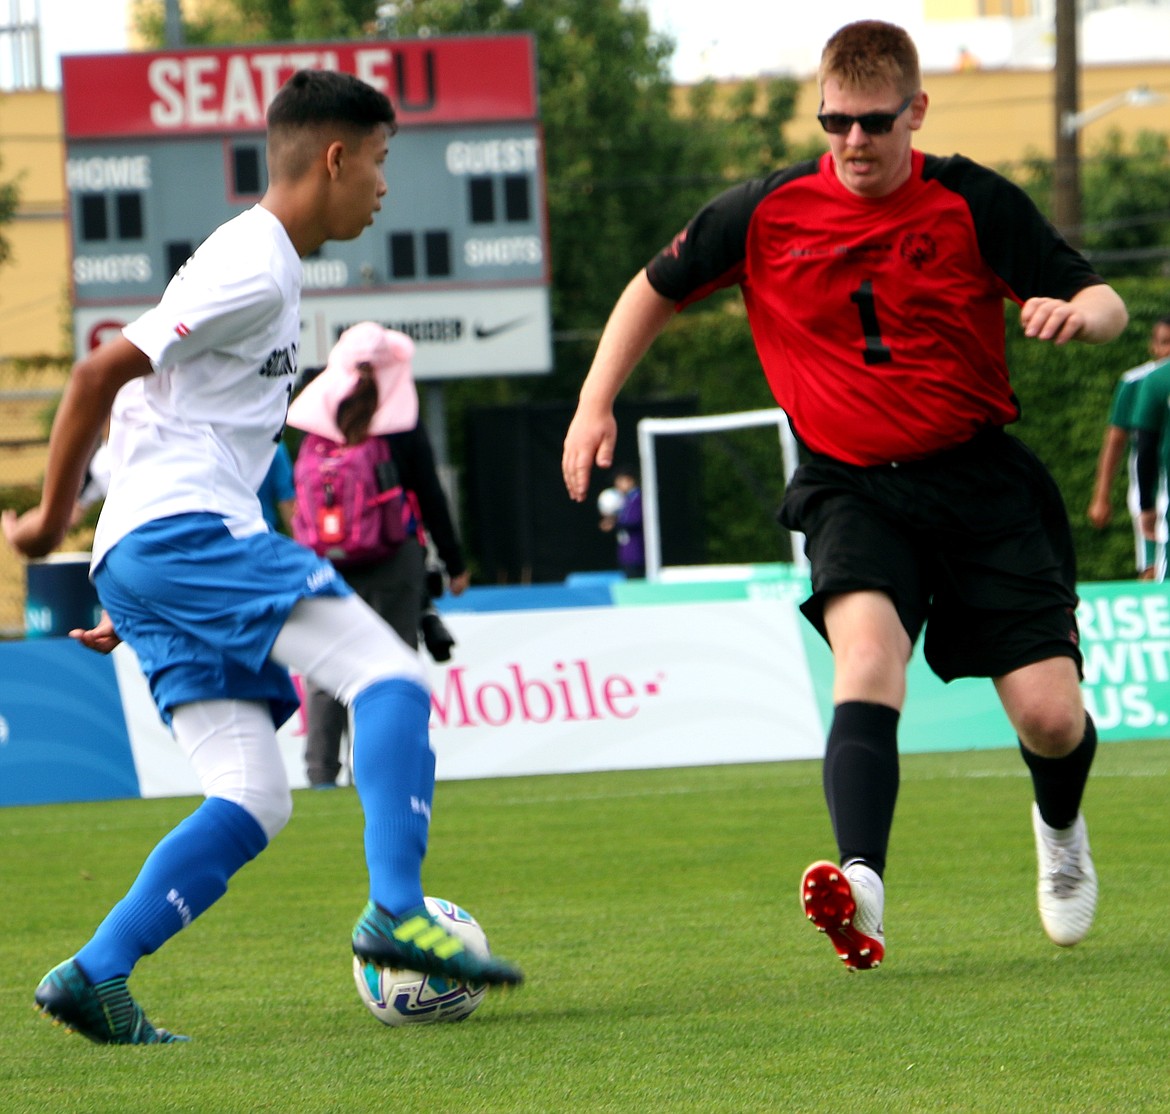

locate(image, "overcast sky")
(35, 0), (919, 86)
(32, 0), (1170, 88)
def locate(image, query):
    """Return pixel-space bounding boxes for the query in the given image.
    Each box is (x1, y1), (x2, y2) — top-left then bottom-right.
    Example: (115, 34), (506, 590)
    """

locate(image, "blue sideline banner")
(0, 640), (139, 805)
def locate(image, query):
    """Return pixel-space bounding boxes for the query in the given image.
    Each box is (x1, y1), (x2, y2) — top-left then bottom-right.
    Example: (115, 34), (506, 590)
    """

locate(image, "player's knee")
(210, 765), (293, 840)
(833, 637), (907, 705)
(999, 657), (1086, 757)
(1016, 702), (1085, 757)
(238, 783), (293, 841)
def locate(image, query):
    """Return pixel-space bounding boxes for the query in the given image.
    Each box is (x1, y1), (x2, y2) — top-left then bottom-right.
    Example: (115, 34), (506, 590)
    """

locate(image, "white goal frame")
(635, 407), (807, 582)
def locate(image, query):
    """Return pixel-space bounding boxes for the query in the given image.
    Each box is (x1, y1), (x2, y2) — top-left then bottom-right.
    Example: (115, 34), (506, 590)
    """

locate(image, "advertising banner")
(105, 598), (825, 796)
(426, 600), (823, 779)
(1, 579), (1166, 808)
(0, 640), (139, 805)
(1076, 583), (1170, 738)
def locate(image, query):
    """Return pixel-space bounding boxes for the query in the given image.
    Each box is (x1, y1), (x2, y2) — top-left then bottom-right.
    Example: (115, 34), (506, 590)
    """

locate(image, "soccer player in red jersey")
(562, 20), (1128, 969)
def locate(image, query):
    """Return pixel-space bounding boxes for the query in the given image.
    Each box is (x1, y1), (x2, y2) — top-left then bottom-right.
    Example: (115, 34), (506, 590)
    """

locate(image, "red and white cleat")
(800, 860), (885, 971)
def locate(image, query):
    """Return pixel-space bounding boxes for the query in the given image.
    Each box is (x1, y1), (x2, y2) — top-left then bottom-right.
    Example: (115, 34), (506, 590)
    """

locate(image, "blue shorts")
(95, 513), (352, 726)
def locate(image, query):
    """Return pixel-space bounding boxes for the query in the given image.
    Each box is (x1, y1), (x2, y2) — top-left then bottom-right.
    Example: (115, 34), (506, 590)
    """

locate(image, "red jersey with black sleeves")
(645, 149), (1104, 466)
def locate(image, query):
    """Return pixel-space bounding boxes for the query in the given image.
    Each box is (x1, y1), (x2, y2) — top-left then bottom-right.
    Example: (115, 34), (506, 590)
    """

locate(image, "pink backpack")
(292, 433), (408, 567)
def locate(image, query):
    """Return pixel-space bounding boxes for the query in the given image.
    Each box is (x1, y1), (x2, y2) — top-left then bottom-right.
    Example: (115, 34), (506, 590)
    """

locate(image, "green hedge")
(1008, 277), (1169, 582)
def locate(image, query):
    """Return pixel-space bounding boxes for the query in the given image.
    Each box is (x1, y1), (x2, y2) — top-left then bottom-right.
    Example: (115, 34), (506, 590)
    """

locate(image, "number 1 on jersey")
(850, 280), (892, 365)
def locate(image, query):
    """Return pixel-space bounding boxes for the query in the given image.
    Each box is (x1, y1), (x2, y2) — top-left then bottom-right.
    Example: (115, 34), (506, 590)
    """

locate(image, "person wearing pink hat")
(287, 322), (470, 789)
(289, 322), (420, 443)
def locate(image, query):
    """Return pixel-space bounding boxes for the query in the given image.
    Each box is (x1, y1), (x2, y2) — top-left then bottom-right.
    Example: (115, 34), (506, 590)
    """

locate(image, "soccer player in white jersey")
(3, 69), (522, 1046)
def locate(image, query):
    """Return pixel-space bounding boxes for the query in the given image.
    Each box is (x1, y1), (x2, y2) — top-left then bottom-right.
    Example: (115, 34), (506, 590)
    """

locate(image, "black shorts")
(778, 428), (1082, 682)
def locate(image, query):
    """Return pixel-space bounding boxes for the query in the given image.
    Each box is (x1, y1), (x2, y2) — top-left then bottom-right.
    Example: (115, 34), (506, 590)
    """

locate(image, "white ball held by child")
(597, 487), (625, 516)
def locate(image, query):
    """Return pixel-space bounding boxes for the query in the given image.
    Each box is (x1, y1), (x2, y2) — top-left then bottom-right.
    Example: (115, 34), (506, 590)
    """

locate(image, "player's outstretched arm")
(2, 337), (152, 559)
(1020, 283), (1128, 346)
(562, 271), (676, 502)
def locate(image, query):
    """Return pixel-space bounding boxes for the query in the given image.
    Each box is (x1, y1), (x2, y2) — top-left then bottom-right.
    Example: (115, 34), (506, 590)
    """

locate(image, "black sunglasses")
(817, 95), (914, 136)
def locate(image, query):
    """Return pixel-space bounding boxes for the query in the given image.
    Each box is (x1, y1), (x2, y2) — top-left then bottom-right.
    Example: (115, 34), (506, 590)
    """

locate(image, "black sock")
(1019, 714), (1097, 831)
(823, 701), (900, 878)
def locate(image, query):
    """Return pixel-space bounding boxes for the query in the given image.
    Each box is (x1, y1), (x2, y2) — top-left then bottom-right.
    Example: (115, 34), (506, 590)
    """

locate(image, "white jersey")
(93, 205), (302, 570)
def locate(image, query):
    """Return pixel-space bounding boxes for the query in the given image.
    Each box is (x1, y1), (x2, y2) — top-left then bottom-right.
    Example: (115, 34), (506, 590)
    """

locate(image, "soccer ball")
(353, 896), (489, 1026)
(597, 486), (625, 516)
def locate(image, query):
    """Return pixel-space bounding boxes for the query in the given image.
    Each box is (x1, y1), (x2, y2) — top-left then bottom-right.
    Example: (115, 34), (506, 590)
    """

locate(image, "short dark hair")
(1157, 314), (1170, 328)
(266, 70), (397, 181)
(267, 69), (397, 137)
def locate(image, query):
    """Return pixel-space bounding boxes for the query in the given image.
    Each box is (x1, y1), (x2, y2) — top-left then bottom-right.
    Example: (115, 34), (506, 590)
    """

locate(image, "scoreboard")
(60, 35), (552, 378)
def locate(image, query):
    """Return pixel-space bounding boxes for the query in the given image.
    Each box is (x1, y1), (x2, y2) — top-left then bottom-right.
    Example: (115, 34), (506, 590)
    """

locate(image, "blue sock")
(350, 678), (434, 917)
(75, 797), (267, 983)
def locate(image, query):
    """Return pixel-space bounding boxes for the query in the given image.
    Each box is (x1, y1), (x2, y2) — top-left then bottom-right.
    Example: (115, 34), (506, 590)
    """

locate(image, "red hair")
(819, 21), (921, 98)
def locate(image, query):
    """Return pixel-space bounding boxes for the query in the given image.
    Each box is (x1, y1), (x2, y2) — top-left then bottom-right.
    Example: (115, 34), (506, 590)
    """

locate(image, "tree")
(131, 0), (381, 43)
(1015, 129), (1170, 278)
(0, 164), (19, 271)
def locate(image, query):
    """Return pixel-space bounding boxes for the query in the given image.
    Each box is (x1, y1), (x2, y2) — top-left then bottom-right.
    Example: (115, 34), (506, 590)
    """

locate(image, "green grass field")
(2, 739), (1168, 1113)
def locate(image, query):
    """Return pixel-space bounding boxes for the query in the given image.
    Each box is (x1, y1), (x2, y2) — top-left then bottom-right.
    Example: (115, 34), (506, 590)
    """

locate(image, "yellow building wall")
(925, 0), (977, 17)
(0, 89), (70, 358)
(926, 0), (1037, 17)
(784, 62), (1170, 167)
(0, 219), (69, 354)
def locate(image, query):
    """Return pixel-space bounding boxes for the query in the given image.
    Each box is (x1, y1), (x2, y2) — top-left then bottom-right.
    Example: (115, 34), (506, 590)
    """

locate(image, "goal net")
(636, 407), (807, 582)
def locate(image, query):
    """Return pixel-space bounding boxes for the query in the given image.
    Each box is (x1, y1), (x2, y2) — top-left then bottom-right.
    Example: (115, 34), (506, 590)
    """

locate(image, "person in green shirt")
(1131, 328), (1170, 582)
(1087, 315), (1170, 578)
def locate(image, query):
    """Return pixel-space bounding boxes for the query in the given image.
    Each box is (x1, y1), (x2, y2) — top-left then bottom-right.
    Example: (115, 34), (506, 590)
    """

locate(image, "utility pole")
(1052, 0), (1081, 246)
(164, 0), (184, 49)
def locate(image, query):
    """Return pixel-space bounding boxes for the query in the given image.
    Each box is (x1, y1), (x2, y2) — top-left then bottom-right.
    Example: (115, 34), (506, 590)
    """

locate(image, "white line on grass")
(489, 761), (1168, 807)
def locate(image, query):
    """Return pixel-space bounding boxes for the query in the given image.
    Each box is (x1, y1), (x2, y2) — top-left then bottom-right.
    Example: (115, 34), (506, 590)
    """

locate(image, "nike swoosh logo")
(474, 316), (529, 340)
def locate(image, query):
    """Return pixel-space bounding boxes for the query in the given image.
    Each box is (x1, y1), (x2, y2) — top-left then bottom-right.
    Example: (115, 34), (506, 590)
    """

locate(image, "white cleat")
(1032, 803), (1097, 947)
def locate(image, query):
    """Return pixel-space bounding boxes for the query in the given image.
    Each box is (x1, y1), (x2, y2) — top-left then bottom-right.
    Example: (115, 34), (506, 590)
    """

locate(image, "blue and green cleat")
(34, 959), (188, 1045)
(352, 902), (524, 987)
